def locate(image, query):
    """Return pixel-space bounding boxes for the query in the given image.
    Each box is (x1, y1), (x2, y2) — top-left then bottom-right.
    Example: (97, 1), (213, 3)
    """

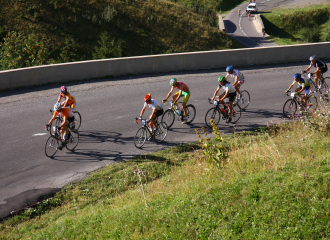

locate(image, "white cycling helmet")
(54, 102), (62, 111)
(170, 78), (177, 86)
(309, 55), (317, 61)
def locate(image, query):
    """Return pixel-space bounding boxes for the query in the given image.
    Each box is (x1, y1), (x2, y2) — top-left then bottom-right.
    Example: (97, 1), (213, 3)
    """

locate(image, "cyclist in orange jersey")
(45, 103), (75, 150)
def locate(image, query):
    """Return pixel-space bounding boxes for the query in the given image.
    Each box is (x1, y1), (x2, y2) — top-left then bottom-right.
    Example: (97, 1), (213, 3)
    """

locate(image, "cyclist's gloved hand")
(138, 116), (142, 120)
(285, 89), (289, 93)
(57, 126), (62, 131)
(45, 124), (49, 129)
(162, 99), (166, 103)
(302, 70), (306, 74)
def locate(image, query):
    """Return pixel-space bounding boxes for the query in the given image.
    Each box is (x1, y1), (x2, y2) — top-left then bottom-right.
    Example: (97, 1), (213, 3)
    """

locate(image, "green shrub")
(0, 31), (49, 70)
(298, 27), (321, 43)
(93, 31), (124, 60)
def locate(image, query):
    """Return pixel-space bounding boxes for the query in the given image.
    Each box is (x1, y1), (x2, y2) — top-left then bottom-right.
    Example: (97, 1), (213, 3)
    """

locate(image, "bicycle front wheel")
(134, 127), (147, 148)
(306, 95), (318, 112)
(50, 117), (61, 136)
(72, 111), (82, 130)
(161, 109), (175, 129)
(283, 99), (297, 118)
(238, 90), (250, 110)
(45, 136), (59, 158)
(205, 107), (221, 128)
(186, 104), (196, 124)
(154, 122), (168, 143)
(66, 131), (79, 151)
(231, 103), (242, 123)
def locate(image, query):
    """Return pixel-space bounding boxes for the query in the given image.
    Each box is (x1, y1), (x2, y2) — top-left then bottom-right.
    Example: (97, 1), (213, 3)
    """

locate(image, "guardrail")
(1, 42), (330, 91)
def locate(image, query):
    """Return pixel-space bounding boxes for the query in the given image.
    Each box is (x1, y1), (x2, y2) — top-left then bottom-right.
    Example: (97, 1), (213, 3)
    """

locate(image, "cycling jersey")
(59, 91), (76, 105)
(175, 82), (189, 93)
(292, 78), (311, 88)
(220, 83), (236, 93)
(227, 69), (244, 81)
(53, 107), (74, 119)
(144, 99), (163, 111)
(310, 60), (327, 70)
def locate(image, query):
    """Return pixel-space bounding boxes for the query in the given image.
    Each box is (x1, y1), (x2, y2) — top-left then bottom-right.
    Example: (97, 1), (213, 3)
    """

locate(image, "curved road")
(1, 60), (325, 219)
(224, 0), (297, 47)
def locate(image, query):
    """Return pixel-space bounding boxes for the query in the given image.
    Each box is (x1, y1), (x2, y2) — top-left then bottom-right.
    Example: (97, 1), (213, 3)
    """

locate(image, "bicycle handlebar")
(135, 117), (150, 124)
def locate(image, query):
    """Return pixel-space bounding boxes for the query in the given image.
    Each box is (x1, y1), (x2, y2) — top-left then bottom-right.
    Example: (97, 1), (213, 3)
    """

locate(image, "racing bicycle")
(161, 101), (196, 128)
(283, 90), (318, 118)
(303, 72), (330, 95)
(45, 126), (79, 158)
(205, 98), (242, 128)
(134, 117), (168, 148)
(49, 109), (81, 135)
(235, 89), (250, 110)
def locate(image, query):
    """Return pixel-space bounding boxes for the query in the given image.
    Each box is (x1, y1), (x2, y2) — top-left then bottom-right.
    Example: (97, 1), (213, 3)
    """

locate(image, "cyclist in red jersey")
(162, 78), (191, 123)
(57, 86), (76, 109)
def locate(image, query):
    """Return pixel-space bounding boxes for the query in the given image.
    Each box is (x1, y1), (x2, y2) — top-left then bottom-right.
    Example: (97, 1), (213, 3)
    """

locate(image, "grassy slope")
(2, 120), (330, 238)
(262, 4), (330, 45)
(0, 0), (243, 63)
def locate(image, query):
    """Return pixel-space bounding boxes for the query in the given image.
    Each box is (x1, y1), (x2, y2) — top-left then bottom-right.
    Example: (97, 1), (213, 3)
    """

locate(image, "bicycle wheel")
(205, 107), (221, 128)
(66, 130), (79, 151)
(238, 90), (250, 110)
(283, 99), (297, 118)
(50, 117), (61, 136)
(72, 111), (82, 130)
(134, 127), (147, 148)
(154, 122), (168, 143)
(231, 103), (242, 123)
(318, 78), (329, 95)
(161, 109), (175, 129)
(186, 104), (196, 124)
(45, 135), (59, 157)
(306, 95), (318, 112)
(309, 80), (316, 95)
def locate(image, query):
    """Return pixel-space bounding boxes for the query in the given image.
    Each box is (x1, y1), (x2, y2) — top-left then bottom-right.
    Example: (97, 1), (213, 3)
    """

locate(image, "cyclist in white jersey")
(139, 93), (163, 135)
(211, 76), (236, 123)
(225, 65), (245, 99)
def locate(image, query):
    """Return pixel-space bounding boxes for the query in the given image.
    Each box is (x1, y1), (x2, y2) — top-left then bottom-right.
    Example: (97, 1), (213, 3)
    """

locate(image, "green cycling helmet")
(218, 76), (226, 82)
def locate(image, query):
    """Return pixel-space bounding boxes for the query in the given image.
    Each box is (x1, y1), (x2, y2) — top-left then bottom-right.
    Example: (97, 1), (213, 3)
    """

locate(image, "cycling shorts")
(67, 116), (75, 123)
(228, 92), (237, 102)
(68, 102), (76, 109)
(298, 85), (310, 95)
(176, 90), (191, 103)
(155, 109), (164, 118)
(238, 79), (245, 85)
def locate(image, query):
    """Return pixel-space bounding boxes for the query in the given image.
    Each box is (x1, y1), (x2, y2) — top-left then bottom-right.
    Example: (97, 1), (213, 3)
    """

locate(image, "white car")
(246, 3), (258, 13)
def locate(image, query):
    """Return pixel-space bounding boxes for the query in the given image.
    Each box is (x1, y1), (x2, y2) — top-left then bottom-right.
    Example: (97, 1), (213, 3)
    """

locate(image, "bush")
(93, 31), (124, 60)
(298, 27), (321, 43)
(0, 31), (49, 70)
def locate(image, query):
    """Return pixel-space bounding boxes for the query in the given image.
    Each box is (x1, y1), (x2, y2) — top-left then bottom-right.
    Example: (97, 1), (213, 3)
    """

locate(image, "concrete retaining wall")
(218, 15), (226, 32)
(1, 42), (330, 91)
(253, 14), (265, 33)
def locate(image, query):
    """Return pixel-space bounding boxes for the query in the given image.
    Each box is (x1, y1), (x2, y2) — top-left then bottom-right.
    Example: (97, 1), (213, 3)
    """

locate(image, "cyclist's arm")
(47, 112), (57, 125)
(62, 96), (70, 107)
(164, 86), (175, 101)
(219, 91), (229, 101)
(139, 105), (147, 117)
(225, 75), (229, 81)
(174, 90), (183, 102)
(211, 87), (220, 100)
(286, 82), (295, 91)
(304, 65), (312, 73)
(57, 94), (62, 103)
(60, 116), (69, 128)
(313, 67), (321, 75)
(233, 76), (239, 85)
(297, 86), (304, 94)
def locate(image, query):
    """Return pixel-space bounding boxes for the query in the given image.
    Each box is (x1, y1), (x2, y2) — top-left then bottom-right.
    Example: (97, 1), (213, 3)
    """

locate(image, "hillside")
(0, 0), (243, 70)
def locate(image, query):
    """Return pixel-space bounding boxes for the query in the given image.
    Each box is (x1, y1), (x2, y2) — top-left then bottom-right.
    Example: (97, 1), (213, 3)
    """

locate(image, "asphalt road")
(2, 60), (325, 219)
(224, 0), (296, 47)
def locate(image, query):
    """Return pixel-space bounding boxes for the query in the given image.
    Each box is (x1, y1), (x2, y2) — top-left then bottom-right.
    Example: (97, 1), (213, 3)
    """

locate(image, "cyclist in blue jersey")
(302, 55), (328, 89)
(211, 76), (236, 123)
(285, 74), (311, 108)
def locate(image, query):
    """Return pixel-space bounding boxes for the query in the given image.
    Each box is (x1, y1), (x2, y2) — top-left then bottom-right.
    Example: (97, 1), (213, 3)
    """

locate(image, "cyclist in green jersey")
(285, 74), (311, 108)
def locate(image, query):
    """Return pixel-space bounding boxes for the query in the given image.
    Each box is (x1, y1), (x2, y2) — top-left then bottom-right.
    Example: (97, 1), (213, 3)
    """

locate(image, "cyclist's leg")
(181, 91), (190, 117)
(315, 69), (323, 87)
(303, 87), (309, 108)
(218, 93), (226, 107)
(228, 92), (236, 118)
(70, 102), (76, 109)
(149, 112), (157, 133)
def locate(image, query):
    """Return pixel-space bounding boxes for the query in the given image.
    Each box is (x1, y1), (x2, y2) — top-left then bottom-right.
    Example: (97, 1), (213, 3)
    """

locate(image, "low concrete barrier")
(218, 15), (226, 32)
(253, 14), (265, 33)
(1, 42), (330, 91)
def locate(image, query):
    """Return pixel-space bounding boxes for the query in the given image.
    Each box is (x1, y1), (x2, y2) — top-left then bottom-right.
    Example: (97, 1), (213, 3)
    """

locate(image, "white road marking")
(33, 133), (48, 136)
(238, 13), (263, 47)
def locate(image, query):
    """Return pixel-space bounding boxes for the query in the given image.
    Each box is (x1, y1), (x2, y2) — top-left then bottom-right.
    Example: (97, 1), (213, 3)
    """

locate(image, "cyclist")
(285, 73), (311, 108)
(139, 94), (163, 137)
(57, 86), (76, 109)
(302, 55), (328, 89)
(238, 9), (241, 16)
(225, 65), (245, 99)
(163, 78), (190, 124)
(211, 76), (236, 123)
(45, 103), (75, 150)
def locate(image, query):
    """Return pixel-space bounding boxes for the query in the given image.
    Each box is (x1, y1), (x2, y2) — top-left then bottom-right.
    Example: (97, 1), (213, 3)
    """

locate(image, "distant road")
(224, 0), (296, 47)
